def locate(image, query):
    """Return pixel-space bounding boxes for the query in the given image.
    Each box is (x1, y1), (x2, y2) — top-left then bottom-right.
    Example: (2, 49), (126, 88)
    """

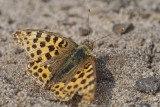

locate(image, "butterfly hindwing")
(50, 56), (96, 104)
(27, 61), (51, 87)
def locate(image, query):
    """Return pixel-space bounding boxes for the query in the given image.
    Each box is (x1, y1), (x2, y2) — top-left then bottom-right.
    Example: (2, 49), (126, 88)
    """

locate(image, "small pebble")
(17, 91), (24, 97)
(120, 0), (137, 8)
(135, 76), (160, 94)
(43, 14), (51, 17)
(62, 20), (76, 26)
(14, 48), (24, 54)
(0, 51), (2, 57)
(140, 104), (151, 107)
(8, 18), (15, 25)
(41, 0), (50, 3)
(1, 36), (7, 42)
(79, 27), (92, 36)
(97, 41), (104, 47)
(112, 23), (134, 34)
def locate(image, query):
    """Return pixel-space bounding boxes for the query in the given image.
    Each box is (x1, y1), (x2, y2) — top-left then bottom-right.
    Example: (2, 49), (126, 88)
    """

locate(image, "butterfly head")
(81, 41), (94, 56)
(87, 41), (94, 51)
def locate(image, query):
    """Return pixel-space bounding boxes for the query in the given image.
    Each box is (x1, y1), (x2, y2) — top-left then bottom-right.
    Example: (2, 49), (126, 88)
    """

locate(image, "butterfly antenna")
(93, 28), (125, 43)
(87, 8), (90, 44)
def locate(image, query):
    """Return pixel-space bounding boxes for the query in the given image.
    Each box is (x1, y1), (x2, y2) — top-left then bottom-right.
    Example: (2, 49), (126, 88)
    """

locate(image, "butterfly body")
(50, 41), (93, 84)
(13, 29), (96, 105)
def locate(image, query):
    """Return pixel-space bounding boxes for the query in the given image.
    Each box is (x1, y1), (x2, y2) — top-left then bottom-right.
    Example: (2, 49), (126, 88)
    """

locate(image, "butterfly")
(13, 29), (97, 105)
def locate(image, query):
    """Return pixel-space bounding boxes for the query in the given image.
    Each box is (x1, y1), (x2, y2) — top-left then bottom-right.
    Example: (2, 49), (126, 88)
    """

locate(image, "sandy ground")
(0, 0), (160, 107)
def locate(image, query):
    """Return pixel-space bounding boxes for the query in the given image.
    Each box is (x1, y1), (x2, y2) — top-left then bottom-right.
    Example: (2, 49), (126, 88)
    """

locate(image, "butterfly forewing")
(13, 29), (78, 86)
(14, 29), (78, 64)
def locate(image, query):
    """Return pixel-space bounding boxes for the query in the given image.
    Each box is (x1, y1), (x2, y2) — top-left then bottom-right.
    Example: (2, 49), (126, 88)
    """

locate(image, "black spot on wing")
(60, 87), (63, 91)
(55, 91), (59, 95)
(42, 73), (47, 78)
(64, 42), (68, 47)
(29, 62), (34, 67)
(40, 42), (45, 47)
(74, 84), (78, 88)
(26, 32), (31, 35)
(78, 73), (84, 78)
(71, 78), (77, 82)
(36, 32), (42, 38)
(36, 57), (42, 63)
(67, 86), (72, 89)
(81, 79), (86, 84)
(58, 40), (64, 47)
(24, 37), (27, 40)
(55, 85), (59, 88)
(45, 53), (52, 60)
(38, 68), (42, 73)
(44, 65), (47, 69)
(77, 71), (81, 74)
(87, 68), (93, 73)
(48, 45), (55, 51)
(53, 37), (58, 44)
(32, 44), (37, 49)
(33, 38), (38, 43)
(33, 66), (38, 70)
(45, 35), (50, 42)
(33, 72), (39, 77)
(30, 53), (35, 58)
(84, 63), (91, 69)
(37, 50), (42, 55)
(54, 50), (59, 55)
(27, 47), (30, 51)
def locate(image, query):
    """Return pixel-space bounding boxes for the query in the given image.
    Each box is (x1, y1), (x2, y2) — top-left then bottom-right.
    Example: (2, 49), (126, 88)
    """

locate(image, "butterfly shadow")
(94, 55), (115, 106)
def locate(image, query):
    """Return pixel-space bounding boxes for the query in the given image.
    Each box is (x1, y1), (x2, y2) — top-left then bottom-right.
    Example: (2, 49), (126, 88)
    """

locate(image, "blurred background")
(0, 0), (160, 107)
